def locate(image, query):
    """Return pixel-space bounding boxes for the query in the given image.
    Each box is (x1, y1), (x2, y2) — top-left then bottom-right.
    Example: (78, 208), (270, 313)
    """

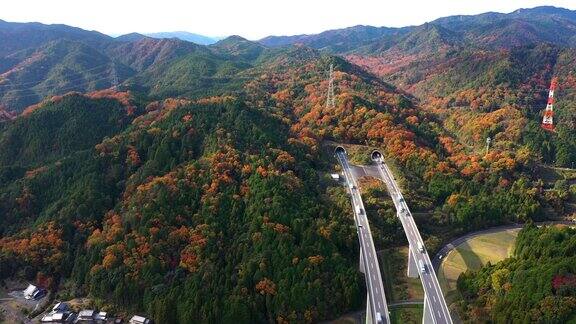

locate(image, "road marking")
(428, 282), (432, 288)
(433, 296), (437, 303)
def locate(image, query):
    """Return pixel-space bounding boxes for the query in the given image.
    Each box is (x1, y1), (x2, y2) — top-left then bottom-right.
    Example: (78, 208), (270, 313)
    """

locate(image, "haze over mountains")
(0, 5), (575, 323)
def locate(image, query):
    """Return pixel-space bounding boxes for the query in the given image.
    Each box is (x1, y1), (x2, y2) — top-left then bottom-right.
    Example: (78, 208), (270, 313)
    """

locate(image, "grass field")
(379, 247), (424, 302)
(437, 228), (520, 302)
(390, 305), (423, 324)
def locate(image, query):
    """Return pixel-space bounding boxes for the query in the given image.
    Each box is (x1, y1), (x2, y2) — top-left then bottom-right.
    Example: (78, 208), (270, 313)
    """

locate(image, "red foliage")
(552, 274), (576, 291)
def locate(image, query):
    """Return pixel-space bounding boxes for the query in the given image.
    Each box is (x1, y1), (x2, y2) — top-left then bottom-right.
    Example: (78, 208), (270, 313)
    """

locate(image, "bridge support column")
(359, 248), (365, 274)
(407, 247), (419, 278)
(423, 294), (434, 324)
(365, 293), (373, 324)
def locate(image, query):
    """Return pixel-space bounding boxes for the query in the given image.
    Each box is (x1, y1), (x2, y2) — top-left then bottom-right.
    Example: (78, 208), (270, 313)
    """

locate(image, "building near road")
(40, 311), (76, 323)
(41, 301), (77, 323)
(23, 283), (46, 300)
(129, 315), (152, 324)
(74, 309), (110, 323)
(52, 302), (70, 313)
(76, 309), (96, 322)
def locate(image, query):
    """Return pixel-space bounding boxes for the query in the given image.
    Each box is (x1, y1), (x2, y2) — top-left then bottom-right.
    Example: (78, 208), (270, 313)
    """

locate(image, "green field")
(437, 229), (520, 302)
(390, 305), (423, 324)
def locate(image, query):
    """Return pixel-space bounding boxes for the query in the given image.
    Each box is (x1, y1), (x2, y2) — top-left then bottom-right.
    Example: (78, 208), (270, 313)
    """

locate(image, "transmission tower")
(541, 77), (558, 131)
(111, 62), (119, 91)
(326, 64), (335, 108)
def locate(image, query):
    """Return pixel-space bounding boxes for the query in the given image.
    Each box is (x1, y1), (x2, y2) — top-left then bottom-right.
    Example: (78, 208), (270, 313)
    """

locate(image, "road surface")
(372, 152), (453, 324)
(336, 148), (389, 324)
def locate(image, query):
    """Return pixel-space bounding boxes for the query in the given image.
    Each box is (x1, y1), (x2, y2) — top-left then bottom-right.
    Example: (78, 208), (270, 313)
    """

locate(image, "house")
(51, 302), (70, 314)
(40, 312), (76, 323)
(129, 315), (152, 324)
(23, 283), (46, 300)
(330, 173), (340, 180)
(75, 309), (95, 322)
(95, 312), (108, 321)
(74, 309), (109, 323)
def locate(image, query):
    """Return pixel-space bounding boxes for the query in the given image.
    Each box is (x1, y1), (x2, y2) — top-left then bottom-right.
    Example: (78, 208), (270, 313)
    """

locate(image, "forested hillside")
(0, 43), (554, 322)
(0, 5), (575, 323)
(457, 224), (576, 323)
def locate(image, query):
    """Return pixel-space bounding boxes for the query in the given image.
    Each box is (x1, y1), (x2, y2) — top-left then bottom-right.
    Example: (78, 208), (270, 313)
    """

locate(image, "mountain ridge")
(145, 31), (223, 45)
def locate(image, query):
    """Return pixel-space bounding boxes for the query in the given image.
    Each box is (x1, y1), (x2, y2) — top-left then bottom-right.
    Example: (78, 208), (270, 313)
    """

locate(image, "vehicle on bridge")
(419, 260), (426, 273)
(418, 242), (425, 253)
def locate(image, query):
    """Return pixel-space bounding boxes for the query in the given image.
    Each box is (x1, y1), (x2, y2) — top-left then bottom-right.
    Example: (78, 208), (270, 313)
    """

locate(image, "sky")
(2, 0), (576, 40)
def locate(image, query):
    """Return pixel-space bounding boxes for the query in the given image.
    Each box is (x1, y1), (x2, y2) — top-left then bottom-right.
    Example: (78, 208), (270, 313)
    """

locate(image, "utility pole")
(485, 137), (491, 156)
(326, 63), (335, 109)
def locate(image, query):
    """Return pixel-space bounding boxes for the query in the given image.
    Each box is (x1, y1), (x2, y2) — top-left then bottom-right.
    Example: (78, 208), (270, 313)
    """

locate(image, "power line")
(0, 74), (119, 103)
(0, 61), (116, 88)
(0, 67), (117, 94)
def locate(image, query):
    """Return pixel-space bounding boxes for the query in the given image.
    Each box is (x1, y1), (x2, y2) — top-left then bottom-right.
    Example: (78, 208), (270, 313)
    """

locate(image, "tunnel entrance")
(371, 150), (383, 161)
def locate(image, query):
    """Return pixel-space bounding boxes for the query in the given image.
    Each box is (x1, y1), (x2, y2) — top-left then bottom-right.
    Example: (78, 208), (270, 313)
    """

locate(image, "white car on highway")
(419, 260), (426, 273)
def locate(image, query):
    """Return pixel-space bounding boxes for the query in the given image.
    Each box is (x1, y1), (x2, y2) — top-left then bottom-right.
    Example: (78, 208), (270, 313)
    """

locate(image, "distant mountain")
(129, 44), (253, 99)
(107, 36), (201, 72)
(260, 25), (410, 53)
(211, 35), (267, 62)
(145, 31), (222, 45)
(432, 6), (576, 48)
(370, 23), (462, 55)
(0, 19), (111, 57)
(1, 5), (576, 113)
(260, 6), (576, 52)
(114, 32), (147, 42)
(0, 39), (134, 111)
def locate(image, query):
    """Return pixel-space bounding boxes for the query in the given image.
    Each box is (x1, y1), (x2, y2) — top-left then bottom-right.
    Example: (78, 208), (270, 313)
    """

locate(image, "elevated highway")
(335, 146), (389, 324)
(371, 150), (453, 324)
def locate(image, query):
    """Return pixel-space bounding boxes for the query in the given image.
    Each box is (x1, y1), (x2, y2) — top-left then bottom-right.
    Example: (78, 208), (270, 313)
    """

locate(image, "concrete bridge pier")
(365, 293), (373, 324)
(423, 295), (435, 324)
(407, 247), (419, 278)
(360, 248), (366, 274)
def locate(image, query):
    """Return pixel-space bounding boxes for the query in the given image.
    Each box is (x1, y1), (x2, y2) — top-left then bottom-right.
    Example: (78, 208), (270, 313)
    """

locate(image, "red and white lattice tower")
(541, 77), (558, 131)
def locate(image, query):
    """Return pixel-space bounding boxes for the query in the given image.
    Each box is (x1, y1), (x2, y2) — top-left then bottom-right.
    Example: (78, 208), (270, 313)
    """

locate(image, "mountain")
(0, 39), (134, 111)
(0, 50), (422, 321)
(0, 19), (111, 57)
(382, 23), (462, 54)
(260, 25), (410, 53)
(107, 36), (201, 72)
(1, 6), (576, 323)
(210, 35), (267, 62)
(114, 32), (147, 42)
(260, 6), (576, 52)
(145, 31), (222, 45)
(431, 6), (576, 48)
